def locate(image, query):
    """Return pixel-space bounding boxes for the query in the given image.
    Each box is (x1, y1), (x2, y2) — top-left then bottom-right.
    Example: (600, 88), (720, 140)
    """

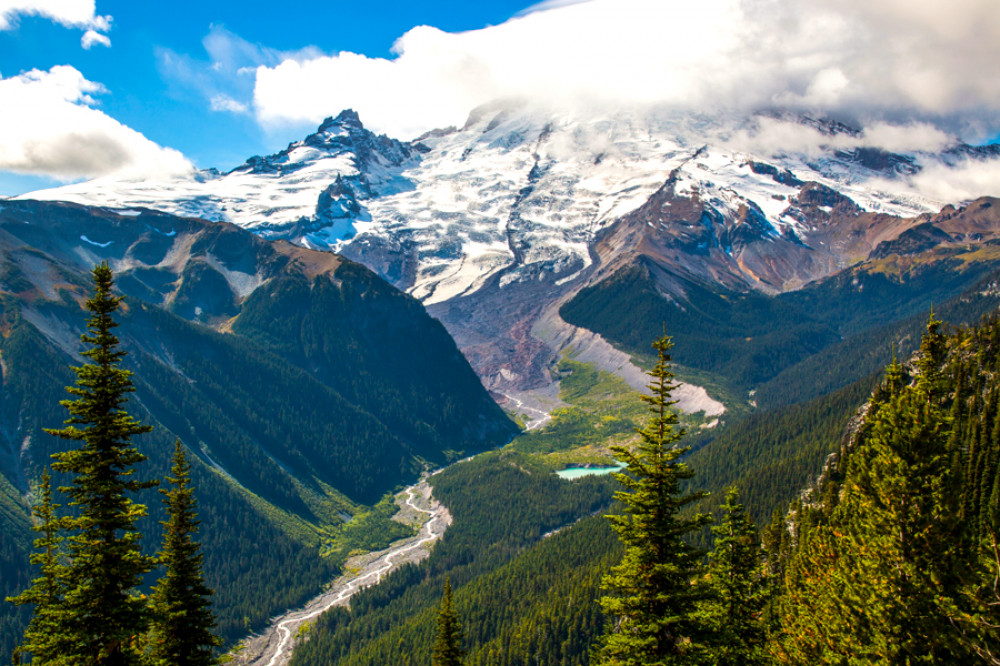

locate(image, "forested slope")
(0, 200), (515, 661)
(290, 452), (616, 666)
(771, 313), (1000, 661)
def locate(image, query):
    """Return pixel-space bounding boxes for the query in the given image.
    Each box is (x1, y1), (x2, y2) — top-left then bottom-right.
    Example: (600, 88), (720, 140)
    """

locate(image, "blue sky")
(2, 0), (999, 198)
(0, 0), (534, 194)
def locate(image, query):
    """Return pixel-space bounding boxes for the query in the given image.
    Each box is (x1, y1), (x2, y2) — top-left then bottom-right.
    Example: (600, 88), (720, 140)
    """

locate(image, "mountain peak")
(318, 109), (364, 133)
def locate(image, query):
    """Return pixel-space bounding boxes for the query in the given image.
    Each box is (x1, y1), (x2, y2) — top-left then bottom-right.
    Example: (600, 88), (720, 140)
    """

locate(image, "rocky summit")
(25, 103), (1000, 403)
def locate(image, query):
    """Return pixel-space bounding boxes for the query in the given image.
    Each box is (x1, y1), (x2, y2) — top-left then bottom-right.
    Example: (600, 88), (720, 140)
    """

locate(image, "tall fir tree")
(594, 334), (711, 666)
(700, 487), (767, 666)
(45, 262), (155, 666)
(148, 440), (220, 666)
(432, 577), (465, 666)
(6, 469), (71, 665)
(915, 310), (947, 403)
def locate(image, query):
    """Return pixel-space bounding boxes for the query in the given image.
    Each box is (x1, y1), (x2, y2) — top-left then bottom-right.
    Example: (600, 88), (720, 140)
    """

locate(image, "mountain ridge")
(19, 105), (1000, 399)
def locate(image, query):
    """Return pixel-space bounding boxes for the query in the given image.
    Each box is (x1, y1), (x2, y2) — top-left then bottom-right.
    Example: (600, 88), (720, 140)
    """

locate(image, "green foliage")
(594, 335), (711, 666)
(148, 441), (220, 666)
(5, 470), (69, 665)
(759, 508), (791, 631)
(42, 262), (156, 666)
(508, 357), (647, 459)
(433, 578), (465, 666)
(699, 488), (768, 666)
(0, 474), (32, 662)
(775, 314), (1000, 663)
(323, 494), (416, 559)
(3, 266), (330, 660)
(683, 376), (878, 541)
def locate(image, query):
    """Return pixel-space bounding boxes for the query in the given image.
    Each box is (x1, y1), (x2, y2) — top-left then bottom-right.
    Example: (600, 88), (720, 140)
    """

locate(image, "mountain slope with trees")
(0, 201), (515, 661)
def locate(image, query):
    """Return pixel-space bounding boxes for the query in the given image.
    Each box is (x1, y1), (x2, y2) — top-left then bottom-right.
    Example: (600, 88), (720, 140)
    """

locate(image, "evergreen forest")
(5, 206), (1000, 665)
(285, 312), (1000, 664)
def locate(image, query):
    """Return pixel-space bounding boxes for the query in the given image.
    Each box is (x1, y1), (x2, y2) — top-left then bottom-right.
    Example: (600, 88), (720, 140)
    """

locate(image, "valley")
(3, 107), (1000, 665)
(235, 478), (450, 666)
(4, 0), (1000, 661)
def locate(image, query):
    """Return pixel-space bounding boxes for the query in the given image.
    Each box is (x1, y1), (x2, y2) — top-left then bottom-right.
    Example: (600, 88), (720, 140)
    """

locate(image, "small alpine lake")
(555, 463), (625, 480)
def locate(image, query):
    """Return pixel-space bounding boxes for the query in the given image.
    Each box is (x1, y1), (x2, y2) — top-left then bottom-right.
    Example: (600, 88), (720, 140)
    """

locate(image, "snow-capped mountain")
(23, 103), (1000, 402)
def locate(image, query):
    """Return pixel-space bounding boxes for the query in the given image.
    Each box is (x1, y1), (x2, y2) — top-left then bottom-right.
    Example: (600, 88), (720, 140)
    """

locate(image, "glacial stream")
(231, 478), (451, 666)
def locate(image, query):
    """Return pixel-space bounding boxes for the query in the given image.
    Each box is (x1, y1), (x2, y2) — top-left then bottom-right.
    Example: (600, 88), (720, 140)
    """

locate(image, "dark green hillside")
(287, 358), (889, 666)
(286, 355), (882, 666)
(560, 262), (836, 388)
(561, 248), (1000, 393)
(755, 267), (1000, 408)
(777, 243), (1000, 337)
(0, 312), (340, 651)
(770, 313), (1000, 661)
(0, 201), (515, 661)
(233, 261), (507, 463)
(683, 376), (879, 539)
(0, 477), (30, 661)
(123, 301), (415, 508)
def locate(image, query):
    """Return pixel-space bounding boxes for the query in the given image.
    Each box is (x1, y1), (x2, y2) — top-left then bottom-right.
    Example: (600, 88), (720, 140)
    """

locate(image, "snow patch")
(80, 235), (113, 248)
(202, 255), (265, 300)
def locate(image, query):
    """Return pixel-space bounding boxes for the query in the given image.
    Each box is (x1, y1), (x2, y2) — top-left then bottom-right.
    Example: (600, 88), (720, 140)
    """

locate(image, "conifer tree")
(148, 440), (220, 666)
(432, 577), (464, 666)
(778, 338), (969, 663)
(45, 262), (155, 666)
(760, 507), (790, 631)
(701, 487), (767, 666)
(594, 334), (710, 666)
(915, 310), (947, 402)
(6, 469), (71, 664)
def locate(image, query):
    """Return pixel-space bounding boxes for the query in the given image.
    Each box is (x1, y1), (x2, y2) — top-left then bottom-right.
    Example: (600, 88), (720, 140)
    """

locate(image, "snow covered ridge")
(21, 104), (1000, 395)
(27, 109), (420, 248)
(24, 105), (996, 306)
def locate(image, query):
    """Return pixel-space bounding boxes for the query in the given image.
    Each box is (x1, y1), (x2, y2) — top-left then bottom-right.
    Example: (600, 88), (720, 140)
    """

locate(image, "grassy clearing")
(507, 355), (729, 470)
(506, 349), (739, 471)
(508, 357), (645, 461)
(207, 461), (415, 567)
(320, 493), (416, 560)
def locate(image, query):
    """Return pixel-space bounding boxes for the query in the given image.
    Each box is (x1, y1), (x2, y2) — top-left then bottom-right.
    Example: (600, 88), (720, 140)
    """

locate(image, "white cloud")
(251, 0), (1000, 143)
(80, 27), (108, 49)
(0, 66), (193, 180)
(209, 94), (248, 114)
(0, 1), (112, 47)
(718, 116), (957, 159)
(861, 122), (953, 154)
(158, 25), (318, 118)
(868, 159), (1000, 203)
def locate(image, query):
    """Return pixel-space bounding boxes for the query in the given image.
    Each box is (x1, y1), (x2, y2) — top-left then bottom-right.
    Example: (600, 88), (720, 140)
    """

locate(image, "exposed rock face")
(23, 105), (1000, 400)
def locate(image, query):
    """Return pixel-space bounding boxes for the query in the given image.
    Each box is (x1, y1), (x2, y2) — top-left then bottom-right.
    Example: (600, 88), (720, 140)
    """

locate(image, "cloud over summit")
(252, 0), (1000, 142)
